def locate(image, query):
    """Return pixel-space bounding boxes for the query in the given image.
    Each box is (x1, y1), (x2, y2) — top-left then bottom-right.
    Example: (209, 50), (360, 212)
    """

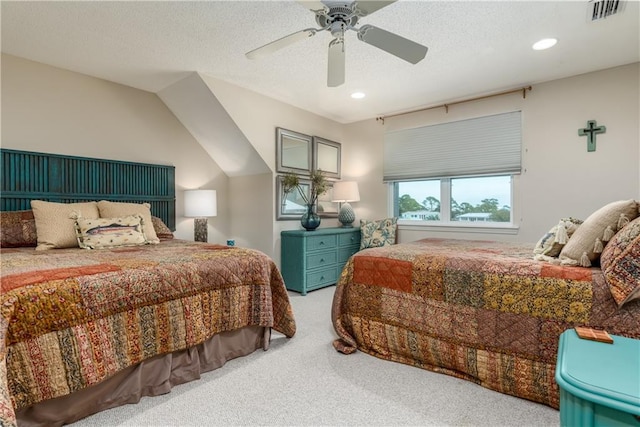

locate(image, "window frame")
(389, 174), (520, 234)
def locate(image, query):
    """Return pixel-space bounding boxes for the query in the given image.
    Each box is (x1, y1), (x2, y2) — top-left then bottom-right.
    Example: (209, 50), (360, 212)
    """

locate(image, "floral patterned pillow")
(600, 216), (640, 307)
(360, 217), (398, 250)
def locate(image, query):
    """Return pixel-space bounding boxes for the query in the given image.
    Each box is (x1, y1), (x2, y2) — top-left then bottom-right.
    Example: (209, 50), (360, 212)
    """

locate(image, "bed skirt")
(16, 326), (270, 426)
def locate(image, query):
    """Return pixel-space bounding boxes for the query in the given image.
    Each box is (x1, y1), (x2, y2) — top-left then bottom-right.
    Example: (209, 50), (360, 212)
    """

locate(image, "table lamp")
(184, 189), (217, 242)
(332, 181), (360, 227)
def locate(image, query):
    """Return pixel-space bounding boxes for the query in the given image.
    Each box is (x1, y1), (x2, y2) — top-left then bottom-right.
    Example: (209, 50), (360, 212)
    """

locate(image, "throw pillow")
(152, 216), (174, 240)
(74, 214), (148, 249)
(559, 199), (638, 267)
(97, 200), (160, 244)
(360, 217), (398, 250)
(600, 216), (640, 307)
(1, 210), (37, 247)
(533, 217), (583, 258)
(22, 219), (38, 245)
(31, 200), (100, 250)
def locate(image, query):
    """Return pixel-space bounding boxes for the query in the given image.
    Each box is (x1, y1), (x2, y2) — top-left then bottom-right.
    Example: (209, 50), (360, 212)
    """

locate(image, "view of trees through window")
(396, 176), (512, 223)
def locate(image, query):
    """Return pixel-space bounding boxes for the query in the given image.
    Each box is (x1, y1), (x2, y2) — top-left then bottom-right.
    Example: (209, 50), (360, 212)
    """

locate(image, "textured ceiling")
(2, 1), (639, 124)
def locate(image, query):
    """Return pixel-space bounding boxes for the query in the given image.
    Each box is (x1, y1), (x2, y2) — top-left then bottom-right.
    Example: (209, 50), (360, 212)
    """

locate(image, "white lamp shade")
(332, 181), (360, 203)
(184, 189), (217, 217)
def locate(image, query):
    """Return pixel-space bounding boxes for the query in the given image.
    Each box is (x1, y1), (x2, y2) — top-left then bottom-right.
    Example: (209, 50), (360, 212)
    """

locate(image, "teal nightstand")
(281, 227), (360, 295)
(555, 329), (640, 426)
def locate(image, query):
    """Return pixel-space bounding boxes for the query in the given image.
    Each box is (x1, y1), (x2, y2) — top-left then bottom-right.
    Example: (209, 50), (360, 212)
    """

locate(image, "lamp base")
(338, 202), (356, 228)
(194, 218), (208, 242)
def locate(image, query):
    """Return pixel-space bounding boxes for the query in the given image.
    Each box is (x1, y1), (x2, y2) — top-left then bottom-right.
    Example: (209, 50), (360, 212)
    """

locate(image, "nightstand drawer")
(307, 251), (337, 269)
(306, 235), (337, 251)
(306, 267), (338, 289)
(339, 232), (360, 247)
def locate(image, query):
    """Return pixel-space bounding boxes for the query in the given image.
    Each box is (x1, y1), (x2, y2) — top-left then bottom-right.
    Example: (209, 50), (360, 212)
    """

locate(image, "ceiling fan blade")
(357, 24), (428, 64)
(327, 38), (345, 87)
(296, 0), (329, 14)
(352, 0), (397, 17)
(246, 29), (316, 60)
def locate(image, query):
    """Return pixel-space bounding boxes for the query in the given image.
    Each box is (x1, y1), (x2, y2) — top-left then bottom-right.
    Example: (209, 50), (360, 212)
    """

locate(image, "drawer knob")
(319, 241), (325, 245)
(320, 258), (325, 263)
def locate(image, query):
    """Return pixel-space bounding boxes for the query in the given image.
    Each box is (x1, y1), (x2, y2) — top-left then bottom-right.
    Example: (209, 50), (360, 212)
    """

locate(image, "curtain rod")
(376, 86), (532, 124)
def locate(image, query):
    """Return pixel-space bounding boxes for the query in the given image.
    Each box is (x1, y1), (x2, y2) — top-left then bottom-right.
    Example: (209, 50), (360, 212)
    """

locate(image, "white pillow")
(31, 200), (100, 250)
(559, 200), (638, 267)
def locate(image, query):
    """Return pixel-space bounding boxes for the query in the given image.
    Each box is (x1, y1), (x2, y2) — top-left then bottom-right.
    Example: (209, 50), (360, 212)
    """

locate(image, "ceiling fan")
(245, 0), (428, 87)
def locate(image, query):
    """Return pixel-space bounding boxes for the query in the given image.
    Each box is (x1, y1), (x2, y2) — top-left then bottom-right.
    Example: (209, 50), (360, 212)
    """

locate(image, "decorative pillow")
(600, 216), (640, 307)
(533, 217), (583, 258)
(152, 216), (174, 240)
(559, 200), (638, 267)
(0, 210), (37, 247)
(22, 219), (38, 245)
(360, 217), (398, 250)
(97, 200), (160, 244)
(31, 200), (100, 250)
(74, 214), (148, 249)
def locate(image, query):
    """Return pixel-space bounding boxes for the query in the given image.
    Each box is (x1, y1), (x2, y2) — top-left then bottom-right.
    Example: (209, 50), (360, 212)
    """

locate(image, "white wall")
(343, 63), (640, 244)
(1, 54), (230, 244)
(4, 53), (638, 261)
(201, 75), (346, 265)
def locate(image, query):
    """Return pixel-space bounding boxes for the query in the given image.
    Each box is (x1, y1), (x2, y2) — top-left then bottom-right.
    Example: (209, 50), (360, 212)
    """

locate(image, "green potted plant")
(282, 170), (328, 230)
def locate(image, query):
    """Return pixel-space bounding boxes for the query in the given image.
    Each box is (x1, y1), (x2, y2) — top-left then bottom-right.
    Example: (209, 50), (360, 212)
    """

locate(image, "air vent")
(588, 0), (624, 21)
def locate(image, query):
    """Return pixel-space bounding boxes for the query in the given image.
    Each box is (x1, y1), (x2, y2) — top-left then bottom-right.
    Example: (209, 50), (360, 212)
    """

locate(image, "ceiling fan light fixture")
(351, 92), (366, 99)
(247, 1), (429, 86)
(532, 38), (558, 50)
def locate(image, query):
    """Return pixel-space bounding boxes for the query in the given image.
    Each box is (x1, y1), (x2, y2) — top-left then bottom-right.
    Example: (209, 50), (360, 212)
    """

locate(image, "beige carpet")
(73, 286), (559, 426)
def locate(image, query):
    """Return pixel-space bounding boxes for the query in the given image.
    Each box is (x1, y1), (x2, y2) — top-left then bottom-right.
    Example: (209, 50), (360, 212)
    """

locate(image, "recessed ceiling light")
(351, 92), (366, 99)
(532, 38), (558, 50)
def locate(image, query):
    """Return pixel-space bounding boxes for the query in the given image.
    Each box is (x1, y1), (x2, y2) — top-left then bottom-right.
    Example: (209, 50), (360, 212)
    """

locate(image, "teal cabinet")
(556, 330), (640, 426)
(281, 227), (360, 295)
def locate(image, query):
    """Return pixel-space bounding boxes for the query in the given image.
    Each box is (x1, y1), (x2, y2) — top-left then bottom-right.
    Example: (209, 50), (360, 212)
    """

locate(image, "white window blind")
(384, 111), (522, 182)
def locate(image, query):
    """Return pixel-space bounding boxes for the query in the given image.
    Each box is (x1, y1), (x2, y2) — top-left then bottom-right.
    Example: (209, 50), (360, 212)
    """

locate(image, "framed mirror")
(313, 136), (341, 179)
(276, 175), (311, 220)
(276, 176), (338, 220)
(316, 182), (338, 218)
(276, 128), (312, 175)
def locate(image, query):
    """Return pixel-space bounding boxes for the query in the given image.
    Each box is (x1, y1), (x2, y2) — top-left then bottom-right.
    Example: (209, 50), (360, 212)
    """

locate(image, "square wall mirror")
(316, 182), (338, 218)
(276, 128), (312, 175)
(276, 176), (338, 220)
(313, 136), (341, 179)
(276, 175), (311, 220)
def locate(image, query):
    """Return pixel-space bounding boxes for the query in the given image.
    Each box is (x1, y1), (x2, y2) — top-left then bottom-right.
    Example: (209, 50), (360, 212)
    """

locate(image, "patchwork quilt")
(332, 238), (640, 408)
(0, 240), (296, 426)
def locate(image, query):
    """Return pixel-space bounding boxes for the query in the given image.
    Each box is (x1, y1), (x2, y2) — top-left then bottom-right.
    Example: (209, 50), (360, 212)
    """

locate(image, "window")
(394, 175), (513, 224)
(385, 111), (521, 228)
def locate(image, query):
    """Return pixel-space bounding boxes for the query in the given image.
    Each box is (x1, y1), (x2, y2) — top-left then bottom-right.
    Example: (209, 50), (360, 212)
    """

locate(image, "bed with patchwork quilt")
(0, 239), (296, 426)
(332, 238), (640, 409)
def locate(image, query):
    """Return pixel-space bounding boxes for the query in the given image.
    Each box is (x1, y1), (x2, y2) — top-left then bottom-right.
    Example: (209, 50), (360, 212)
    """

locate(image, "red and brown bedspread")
(332, 238), (640, 408)
(0, 240), (296, 426)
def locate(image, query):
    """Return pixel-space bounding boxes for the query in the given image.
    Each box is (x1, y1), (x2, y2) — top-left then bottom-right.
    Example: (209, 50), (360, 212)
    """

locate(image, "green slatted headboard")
(0, 149), (176, 230)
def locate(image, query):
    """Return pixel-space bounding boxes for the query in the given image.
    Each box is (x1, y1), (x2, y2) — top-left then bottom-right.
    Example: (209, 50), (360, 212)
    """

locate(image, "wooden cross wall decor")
(578, 120), (606, 152)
